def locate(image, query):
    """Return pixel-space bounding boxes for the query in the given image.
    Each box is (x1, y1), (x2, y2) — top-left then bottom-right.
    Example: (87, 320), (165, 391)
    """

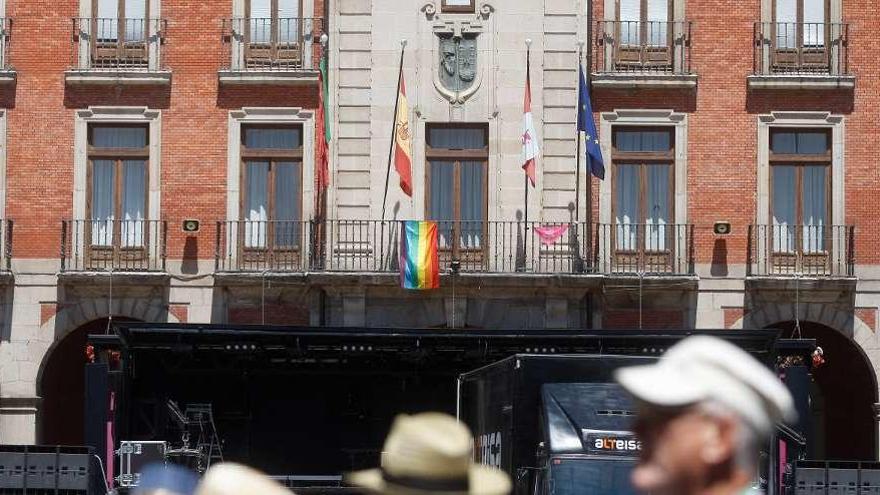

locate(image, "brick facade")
(0, 0), (877, 454)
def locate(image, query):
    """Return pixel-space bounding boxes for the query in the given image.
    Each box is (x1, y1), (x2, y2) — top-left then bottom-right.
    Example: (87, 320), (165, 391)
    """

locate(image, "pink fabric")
(107, 392), (115, 489)
(779, 439), (787, 494)
(534, 224), (570, 245)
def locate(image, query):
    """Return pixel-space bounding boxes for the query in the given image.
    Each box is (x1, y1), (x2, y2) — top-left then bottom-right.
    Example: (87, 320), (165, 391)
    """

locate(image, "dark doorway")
(39, 317), (138, 445)
(768, 320), (878, 460)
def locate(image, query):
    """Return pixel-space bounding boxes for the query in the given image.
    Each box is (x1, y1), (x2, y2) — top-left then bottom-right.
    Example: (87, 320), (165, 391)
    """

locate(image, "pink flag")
(534, 224), (570, 245)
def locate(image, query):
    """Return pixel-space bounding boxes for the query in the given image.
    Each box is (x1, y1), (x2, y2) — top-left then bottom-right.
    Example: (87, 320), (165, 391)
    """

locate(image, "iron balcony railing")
(0, 219), (13, 272)
(70, 18), (167, 71)
(0, 19), (12, 72)
(61, 219), (167, 272)
(221, 17), (323, 72)
(594, 20), (693, 75)
(748, 224), (854, 277)
(320, 220), (593, 274)
(753, 22), (849, 76)
(594, 223), (694, 275)
(215, 220), (311, 272)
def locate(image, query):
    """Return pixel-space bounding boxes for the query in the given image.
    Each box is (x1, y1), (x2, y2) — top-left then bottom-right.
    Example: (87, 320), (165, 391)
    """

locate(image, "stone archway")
(770, 320), (878, 460)
(38, 316), (140, 445)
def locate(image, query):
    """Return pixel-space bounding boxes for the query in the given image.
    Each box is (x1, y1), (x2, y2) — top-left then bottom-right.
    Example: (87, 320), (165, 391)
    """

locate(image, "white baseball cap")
(614, 335), (797, 434)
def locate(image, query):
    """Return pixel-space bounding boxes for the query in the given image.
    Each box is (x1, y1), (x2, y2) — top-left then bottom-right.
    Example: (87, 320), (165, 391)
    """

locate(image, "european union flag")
(578, 65), (605, 180)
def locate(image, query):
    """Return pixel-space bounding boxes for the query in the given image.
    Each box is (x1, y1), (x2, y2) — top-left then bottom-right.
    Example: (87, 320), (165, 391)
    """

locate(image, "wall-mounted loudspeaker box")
(713, 221), (731, 235)
(182, 219), (200, 233)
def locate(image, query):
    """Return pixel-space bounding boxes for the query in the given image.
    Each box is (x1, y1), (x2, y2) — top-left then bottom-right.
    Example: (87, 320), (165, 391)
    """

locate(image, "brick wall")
(5, 0), (321, 261)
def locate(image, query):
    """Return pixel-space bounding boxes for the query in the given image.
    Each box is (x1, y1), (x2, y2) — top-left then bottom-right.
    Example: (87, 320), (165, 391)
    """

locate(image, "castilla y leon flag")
(522, 54), (539, 187)
(394, 71), (413, 196)
(399, 221), (440, 290)
(316, 56), (331, 190)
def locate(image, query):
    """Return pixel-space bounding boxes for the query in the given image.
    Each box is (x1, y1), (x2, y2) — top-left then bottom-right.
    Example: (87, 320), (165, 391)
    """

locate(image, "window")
(441, 0), (476, 13)
(611, 127), (673, 251)
(245, 0), (303, 65)
(92, 0), (149, 64)
(87, 124), (148, 248)
(426, 124), (488, 252)
(772, 0), (828, 69)
(617, 0), (671, 56)
(241, 125), (303, 250)
(770, 128), (830, 253)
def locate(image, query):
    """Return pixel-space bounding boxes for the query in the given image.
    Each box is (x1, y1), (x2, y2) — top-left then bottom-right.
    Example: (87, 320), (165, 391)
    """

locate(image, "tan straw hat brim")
(346, 465), (511, 495)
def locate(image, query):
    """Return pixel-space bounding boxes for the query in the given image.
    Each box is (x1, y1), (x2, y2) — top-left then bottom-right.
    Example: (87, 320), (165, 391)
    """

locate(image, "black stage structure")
(86, 324), (805, 480)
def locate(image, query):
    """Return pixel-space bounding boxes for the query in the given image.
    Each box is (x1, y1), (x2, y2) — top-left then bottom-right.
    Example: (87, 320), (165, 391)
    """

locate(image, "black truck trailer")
(458, 344), (815, 495)
(458, 355), (648, 495)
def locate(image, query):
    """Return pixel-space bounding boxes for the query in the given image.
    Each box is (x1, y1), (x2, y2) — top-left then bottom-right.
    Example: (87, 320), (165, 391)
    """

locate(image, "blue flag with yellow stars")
(577, 65), (605, 180)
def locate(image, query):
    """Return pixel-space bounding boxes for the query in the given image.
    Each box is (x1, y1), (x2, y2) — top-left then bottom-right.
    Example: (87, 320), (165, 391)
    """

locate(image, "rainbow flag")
(399, 221), (440, 290)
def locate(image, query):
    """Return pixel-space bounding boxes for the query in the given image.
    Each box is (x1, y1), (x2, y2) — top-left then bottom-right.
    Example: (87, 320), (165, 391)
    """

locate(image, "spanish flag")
(399, 221), (439, 290)
(394, 70), (413, 197)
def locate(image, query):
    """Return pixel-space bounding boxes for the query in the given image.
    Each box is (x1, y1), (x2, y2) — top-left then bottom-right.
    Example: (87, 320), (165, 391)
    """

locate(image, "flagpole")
(381, 39), (406, 221)
(524, 39), (531, 226)
(576, 41), (584, 223)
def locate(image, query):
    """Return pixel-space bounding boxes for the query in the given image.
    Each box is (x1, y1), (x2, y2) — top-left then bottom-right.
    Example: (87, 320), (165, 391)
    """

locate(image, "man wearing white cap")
(614, 335), (797, 495)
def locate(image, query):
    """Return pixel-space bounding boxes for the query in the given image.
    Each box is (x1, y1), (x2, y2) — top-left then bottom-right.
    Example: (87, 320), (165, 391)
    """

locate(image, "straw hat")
(194, 463), (295, 495)
(346, 413), (511, 495)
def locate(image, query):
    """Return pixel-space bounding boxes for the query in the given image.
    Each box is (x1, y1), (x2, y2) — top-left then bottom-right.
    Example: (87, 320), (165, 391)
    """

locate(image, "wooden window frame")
(239, 124), (305, 255)
(86, 123), (150, 262)
(91, 0), (150, 63)
(441, 0), (476, 13)
(768, 127), (832, 255)
(770, 0), (831, 70)
(610, 126), (675, 255)
(614, 0), (674, 66)
(425, 123), (489, 263)
(244, 0), (305, 65)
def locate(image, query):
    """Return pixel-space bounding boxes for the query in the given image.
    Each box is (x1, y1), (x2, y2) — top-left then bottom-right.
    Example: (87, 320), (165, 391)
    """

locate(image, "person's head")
(133, 464), (199, 495)
(195, 463), (295, 495)
(346, 412), (511, 495)
(614, 335), (797, 495)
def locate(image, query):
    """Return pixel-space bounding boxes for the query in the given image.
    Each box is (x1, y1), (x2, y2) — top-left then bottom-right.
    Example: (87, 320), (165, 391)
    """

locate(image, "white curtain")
(92, 126), (147, 148)
(91, 161), (115, 246)
(278, 0), (300, 44)
(274, 162), (301, 248)
(427, 127), (486, 250)
(121, 161), (146, 247)
(250, 0), (272, 44)
(124, 0), (146, 41)
(646, 0), (668, 47)
(429, 161), (454, 249)
(772, 166), (796, 253)
(460, 161), (483, 249)
(802, 166), (826, 252)
(96, 0), (118, 41)
(803, 0), (825, 46)
(645, 165), (669, 251)
(245, 162), (269, 248)
(775, 0), (797, 48)
(619, 0), (640, 45)
(244, 126), (300, 149)
(615, 165), (640, 250)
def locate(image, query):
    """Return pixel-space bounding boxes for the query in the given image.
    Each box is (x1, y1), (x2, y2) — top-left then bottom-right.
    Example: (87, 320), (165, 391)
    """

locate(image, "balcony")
(214, 220), (696, 280)
(61, 219), (167, 276)
(219, 17), (323, 86)
(0, 19), (14, 84)
(749, 22), (853, 90)
(215, 220), (311, 273)
(66, 18), (170, 85)
(748, 224), (854, 279)
(595, 223), (695, 276)
(592, 20), (697, 89)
